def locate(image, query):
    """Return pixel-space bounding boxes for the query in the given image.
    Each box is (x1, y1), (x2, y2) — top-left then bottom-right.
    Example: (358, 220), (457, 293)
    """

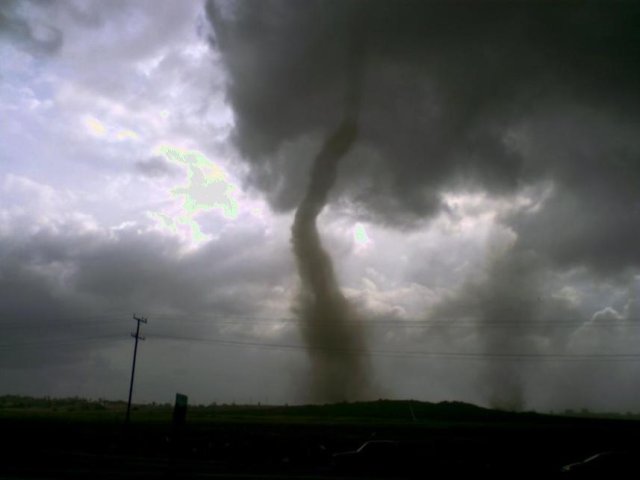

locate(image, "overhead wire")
(0, 334), (127, 350)
(148, 333), (640, 362)
(1, 330), (638, 361)
(1, 313), (638, 361)
(1, 313), (638, 330)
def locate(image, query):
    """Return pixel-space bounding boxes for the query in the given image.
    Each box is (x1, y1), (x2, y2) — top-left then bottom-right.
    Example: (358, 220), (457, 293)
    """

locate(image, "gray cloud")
(0, 0), (63, 55)
(0, 214), (294, 367)
(0, 177), (308, 403)
(506, 109), (640, 274)
(134, 156), (179, 178)
(207, 0), (640, 270)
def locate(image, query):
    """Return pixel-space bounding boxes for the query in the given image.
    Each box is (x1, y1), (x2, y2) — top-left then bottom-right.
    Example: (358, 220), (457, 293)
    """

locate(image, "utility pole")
(126, 314), (147, 424)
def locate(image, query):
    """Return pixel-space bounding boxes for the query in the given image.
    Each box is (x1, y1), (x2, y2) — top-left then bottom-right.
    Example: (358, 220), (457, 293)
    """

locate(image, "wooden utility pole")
(126, 314), (147, 424)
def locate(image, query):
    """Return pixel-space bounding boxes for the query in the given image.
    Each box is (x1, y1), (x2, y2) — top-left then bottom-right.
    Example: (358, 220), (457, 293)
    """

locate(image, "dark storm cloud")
(506, 109), (640, 274)
(0, 0), (62, 55)
(207, 0), (640, 272)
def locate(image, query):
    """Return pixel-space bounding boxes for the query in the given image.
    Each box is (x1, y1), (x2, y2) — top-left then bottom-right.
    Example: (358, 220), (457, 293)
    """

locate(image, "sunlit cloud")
(84, 116), (107, 136)
(116, 129), (139, 140)
(82, 114), (140, 142)
(153, 144), (240, 242)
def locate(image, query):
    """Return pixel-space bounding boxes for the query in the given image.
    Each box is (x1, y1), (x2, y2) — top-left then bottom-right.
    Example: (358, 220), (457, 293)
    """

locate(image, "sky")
(1, 0), (639, 412)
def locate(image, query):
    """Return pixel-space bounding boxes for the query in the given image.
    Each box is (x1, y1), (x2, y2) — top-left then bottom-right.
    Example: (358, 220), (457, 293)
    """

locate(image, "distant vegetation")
(1, 395), (639, 423)
(0, 395), (115, 410)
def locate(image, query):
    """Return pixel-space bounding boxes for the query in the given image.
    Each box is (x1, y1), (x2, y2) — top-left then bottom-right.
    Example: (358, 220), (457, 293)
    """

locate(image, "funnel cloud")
(291, 119), (372, 402)
(290, 10), (371, 402)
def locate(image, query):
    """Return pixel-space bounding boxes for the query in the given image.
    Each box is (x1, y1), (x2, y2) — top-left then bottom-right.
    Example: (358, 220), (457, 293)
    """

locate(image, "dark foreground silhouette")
(2, 398), (639, 479)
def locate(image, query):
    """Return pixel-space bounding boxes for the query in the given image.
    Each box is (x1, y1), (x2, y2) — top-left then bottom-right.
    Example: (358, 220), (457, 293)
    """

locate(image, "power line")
(0, 310), (131, 325)
(0, 312), (131, 330)
(124, 311), (640, 327)
(148, 333), (640, 362)
(0, 319), (130, 331)
(0, 334), (126, 350)
(0, 330), (638, 362)
(2, 314), (638, 330)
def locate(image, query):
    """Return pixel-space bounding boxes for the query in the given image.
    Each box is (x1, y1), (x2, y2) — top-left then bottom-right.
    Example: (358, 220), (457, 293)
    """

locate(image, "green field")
(2, 396), (639, 478)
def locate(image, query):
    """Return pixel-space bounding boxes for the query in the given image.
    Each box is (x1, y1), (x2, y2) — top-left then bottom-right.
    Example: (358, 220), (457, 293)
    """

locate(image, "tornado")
(291, 21), (371, 402)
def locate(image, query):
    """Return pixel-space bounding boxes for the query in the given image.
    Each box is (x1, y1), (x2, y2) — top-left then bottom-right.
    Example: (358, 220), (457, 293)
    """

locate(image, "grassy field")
(2, 396), (639, 478)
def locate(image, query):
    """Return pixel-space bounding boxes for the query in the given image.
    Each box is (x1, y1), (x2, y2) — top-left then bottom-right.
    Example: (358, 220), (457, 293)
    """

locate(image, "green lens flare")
(354, 223), (371, 245)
